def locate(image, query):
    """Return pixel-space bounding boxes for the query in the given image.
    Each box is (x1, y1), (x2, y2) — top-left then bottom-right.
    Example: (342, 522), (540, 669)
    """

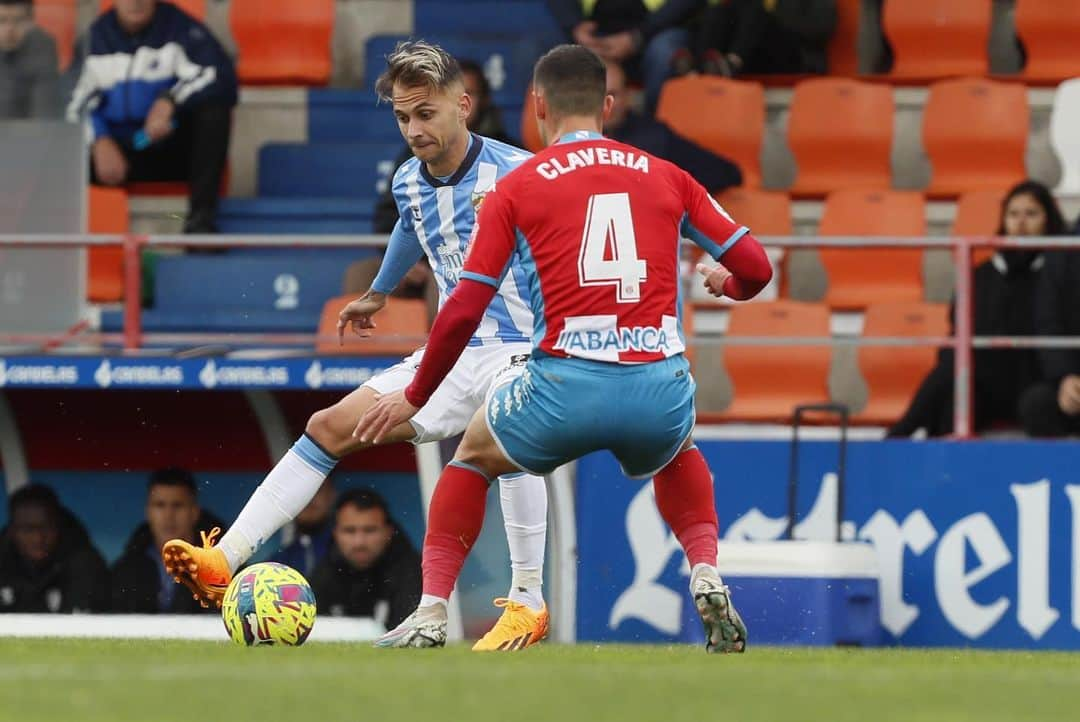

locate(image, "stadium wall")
(577, 439), (1080, 650)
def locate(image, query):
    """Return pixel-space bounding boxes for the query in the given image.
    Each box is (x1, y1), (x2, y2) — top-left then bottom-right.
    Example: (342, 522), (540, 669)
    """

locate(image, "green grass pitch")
(4, 639), (1080, 722)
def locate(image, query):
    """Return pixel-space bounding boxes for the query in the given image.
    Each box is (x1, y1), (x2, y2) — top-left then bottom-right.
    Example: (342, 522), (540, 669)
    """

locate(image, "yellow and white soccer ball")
(221, 562), (317, 646)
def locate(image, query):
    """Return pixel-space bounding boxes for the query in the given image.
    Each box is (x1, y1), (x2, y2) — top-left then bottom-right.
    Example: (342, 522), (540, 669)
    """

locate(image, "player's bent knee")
(304, 406), (353, 456)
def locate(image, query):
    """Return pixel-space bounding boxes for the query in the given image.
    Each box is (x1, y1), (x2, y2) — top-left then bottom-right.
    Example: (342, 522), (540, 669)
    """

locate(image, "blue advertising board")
(576, 440), (1080, 649)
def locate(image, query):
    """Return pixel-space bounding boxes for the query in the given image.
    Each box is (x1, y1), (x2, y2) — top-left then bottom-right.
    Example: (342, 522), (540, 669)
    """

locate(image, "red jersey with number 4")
(460, 133), (749, 364)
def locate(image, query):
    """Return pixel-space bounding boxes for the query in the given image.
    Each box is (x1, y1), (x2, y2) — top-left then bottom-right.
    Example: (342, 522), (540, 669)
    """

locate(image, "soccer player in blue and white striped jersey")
(164, 41), (550, 651)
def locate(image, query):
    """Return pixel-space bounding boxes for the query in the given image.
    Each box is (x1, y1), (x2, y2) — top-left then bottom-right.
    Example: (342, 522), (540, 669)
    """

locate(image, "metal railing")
(3, 232), (1080, 438)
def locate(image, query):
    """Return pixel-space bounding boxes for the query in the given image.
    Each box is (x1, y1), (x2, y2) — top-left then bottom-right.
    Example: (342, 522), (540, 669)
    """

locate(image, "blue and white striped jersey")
(374, 134), (534, 346)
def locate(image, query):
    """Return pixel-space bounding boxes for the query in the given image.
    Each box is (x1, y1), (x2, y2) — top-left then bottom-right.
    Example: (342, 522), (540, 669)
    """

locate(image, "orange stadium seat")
(230, 0), (334, 85)
(721, 300), (832, 422)
(787, 78), (893, 196)
(1015, 1), (1080, 82)
(521, 86), (543, 153)
(952, 188), (1007, 265)
(657, 76), (765, 187)
(317, 296), (428, 357)
(817, 189), (926, 309)
(99, 0), (206, 19)
(855, 301), (949, 425)
(35, 0), (77, 70)
(87, 186), (129, 303)
(715, 189), (792, 237)
(827, 0), (861, 76)
(883, 0), (991, 79)
(922, 78), (1028, 197)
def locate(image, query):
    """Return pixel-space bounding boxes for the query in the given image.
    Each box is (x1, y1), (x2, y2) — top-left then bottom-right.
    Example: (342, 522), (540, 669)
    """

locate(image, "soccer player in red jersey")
(362, 44), (772, 652)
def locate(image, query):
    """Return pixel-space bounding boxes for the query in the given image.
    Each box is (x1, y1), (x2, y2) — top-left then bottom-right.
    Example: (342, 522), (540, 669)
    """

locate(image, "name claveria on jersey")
(536, 145), (650, 180)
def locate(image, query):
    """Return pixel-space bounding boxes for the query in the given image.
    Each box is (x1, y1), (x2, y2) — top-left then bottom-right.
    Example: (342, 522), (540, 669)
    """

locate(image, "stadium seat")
(721, 300), (832, 422)
(218, 198), (375, 235)
(855, 301), (949, 425)
(521, 86), (542, 153)
(656, 76), (765, 187)
(35, 0), (76, 70)
(817, 190), (926, 309)
(317, 295), (428, 357)
(87, 186), (129, 303)
(99, 0), (206, 19)
(307, 90), (402, 143)
(922, 78), (1028, 197)
(952, 189), (1007, 266)
(882, 0), (991, 79)
(412, 0), (562, 37)
(827, 0), (861, 75)
(715, 189), (792, 237)
(230, 0), (333, 85)
(1015, 1), (1080, 82)
(258, 143), (400, 200)
(1050, 79), (1080, 195)
(787, 78), (893, 196)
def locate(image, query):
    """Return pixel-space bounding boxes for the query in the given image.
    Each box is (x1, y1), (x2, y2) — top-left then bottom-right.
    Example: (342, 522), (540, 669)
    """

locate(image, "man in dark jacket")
(605, 60), (741, 192)
(0, 0), (60, 119)
(66, 0), (237, 233)
(310, 488), (421, 630)
(0, 484), (109, 613)
(1019, 250), (1080, 437)
(272, 477), (336, 578)
(111, 468), (223, 613)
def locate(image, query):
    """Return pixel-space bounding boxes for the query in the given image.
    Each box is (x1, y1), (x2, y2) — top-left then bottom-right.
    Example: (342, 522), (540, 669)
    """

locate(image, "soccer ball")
(221, 562), (317, 646)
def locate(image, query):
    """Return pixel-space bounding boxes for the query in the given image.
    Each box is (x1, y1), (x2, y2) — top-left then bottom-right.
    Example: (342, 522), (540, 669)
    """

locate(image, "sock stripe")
(449, 460), (495, 484)
(292, 434), (339, 475)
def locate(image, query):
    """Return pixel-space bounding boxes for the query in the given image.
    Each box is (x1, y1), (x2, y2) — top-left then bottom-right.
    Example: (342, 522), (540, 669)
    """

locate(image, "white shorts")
(363, 342), (532, 444)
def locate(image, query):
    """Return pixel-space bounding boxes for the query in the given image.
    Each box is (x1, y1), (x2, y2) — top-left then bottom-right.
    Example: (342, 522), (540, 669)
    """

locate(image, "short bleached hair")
(375, 40), (463, 102)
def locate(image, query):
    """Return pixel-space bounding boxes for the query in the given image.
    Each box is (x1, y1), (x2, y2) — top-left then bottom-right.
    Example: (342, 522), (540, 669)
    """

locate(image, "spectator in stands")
(309, 489), (421, 629)
(0, 484), (109, 613)
(605, 60), (741, 192)
(67, 0), (237, 233)
(110, 468), (223, 613)
(358, 58), (518, 320)
(676, 0), (837, 77)
(546, 0), (701, 112)
(273, 477), (336, 578)
(889, 181), (1063, 438)
(1018, 235), (1080, 437)
(0, 0), (60, 119)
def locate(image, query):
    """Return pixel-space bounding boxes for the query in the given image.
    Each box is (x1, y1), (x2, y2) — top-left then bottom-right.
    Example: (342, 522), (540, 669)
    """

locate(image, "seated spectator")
(1018, 236), (1080, 437)
(889, 181), (1064, 437)
(273, 477), (336, 578)
(678, 0), (837, 77)
(66, 0), (237, 233)
(0, 0), (60, 119)
(310, 489), (421, 630)
(110, 468), (223, 613)
(0, 484), (108, 613)
(356, 58), (519, 320)
(605, 60), (741, 192)
(546, 0), (701, 112)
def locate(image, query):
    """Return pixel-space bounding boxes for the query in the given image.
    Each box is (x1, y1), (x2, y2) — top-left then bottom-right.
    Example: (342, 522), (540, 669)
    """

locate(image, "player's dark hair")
(0, 0), (33, 8)
(533, 44), (607, 118)
(996, 180), (1068, 236)
(148, 467), (198, 496)
(458, 58), (491, 102)
(335, 488), (390, 520)
(8, 483), (61, 519)
(375, 39), (464, 102)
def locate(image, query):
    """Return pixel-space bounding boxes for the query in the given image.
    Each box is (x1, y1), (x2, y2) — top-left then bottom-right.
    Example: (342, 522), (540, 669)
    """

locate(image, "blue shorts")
(485, 352), (696, 478)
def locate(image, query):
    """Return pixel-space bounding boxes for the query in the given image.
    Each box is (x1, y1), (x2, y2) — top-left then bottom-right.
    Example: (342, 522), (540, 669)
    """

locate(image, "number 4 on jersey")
(578, 192), (648, 303)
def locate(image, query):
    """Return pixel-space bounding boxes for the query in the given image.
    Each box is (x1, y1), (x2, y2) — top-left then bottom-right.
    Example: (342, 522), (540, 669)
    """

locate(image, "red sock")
(422, 462), (489, 599)
(653, 447), (719, 568)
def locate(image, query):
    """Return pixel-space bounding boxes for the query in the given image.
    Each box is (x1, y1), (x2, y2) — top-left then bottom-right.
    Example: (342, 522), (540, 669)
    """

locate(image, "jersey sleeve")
(459, 185), (518, 289)
(679, 172), (749, 261)
(371, 219), (425, 295)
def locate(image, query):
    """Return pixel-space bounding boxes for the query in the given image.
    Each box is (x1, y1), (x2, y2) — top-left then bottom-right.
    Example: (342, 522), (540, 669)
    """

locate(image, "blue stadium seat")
(412, 0), (561, 37)
(307, 89), (403, 143)
(258, 142), (401, 199)
(365, 34), (531, 107)
(218, 198), (377, 235)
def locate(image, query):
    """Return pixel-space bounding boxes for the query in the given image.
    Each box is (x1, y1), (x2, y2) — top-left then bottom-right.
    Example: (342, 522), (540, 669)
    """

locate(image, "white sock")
(499, 473), (547, 611)
(218, 435), (337, 572)
(419, 594), (448, 609)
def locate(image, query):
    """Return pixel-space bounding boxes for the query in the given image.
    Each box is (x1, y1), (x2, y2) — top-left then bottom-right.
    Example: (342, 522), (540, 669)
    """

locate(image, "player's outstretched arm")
(370, 219), (426, 297)
(336, 290), (388, 343)
(695, 236), (772, 301)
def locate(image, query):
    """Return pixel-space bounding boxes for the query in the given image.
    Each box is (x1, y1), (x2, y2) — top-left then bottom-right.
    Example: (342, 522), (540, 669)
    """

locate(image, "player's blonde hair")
(375, 40), (463, 102)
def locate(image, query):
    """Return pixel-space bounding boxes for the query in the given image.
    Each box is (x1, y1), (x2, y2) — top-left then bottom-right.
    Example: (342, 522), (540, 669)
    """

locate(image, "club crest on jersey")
(470, 191), (488, 213)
